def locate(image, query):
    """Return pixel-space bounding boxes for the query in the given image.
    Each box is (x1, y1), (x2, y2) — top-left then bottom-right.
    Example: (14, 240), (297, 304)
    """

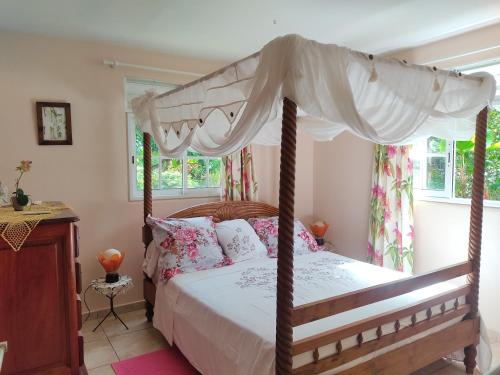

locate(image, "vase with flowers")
(11, 160), (32, 211)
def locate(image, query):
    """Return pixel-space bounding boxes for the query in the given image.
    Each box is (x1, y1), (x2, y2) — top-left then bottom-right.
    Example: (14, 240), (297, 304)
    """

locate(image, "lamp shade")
(97, 248), (124, 273)
(309, 221), (329, 238)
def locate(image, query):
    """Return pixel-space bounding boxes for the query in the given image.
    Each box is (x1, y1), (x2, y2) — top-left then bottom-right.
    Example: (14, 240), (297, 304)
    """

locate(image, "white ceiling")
(1, 0), (499, 61)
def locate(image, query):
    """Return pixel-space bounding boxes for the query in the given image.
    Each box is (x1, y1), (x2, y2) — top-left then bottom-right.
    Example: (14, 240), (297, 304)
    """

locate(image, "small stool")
(89, 275), (133, 332)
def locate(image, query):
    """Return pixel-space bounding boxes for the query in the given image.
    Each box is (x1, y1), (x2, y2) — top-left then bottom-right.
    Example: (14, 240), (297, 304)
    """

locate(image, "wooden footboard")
(291, 261), (478, 374)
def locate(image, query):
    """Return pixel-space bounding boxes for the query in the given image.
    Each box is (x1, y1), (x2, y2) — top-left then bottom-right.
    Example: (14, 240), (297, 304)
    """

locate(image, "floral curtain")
(367, 145), (414, 273)
(222, 145), (258, 201)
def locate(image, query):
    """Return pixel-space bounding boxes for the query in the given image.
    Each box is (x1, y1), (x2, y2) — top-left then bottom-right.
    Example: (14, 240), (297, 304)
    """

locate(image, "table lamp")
(98, 249), (125, 283)
(309, 220), (329, 246)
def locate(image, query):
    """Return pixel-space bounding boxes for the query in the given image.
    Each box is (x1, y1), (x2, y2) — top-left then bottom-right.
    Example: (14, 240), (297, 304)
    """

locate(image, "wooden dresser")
(0, 207), (87, 374)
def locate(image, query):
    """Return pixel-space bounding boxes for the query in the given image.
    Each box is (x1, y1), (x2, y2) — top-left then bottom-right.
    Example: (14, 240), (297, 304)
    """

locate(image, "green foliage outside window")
(455, 108), (500, 201)
(134, 125), (221, 192)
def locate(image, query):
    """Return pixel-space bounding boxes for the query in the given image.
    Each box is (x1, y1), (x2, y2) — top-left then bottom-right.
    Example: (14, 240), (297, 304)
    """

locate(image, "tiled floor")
(83, 309), (168, 374)
(83, 308), (500, 374)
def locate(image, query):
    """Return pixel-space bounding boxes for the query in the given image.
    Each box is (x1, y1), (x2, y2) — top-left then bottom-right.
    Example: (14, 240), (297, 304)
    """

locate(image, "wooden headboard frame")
(167, 201), (279, 222)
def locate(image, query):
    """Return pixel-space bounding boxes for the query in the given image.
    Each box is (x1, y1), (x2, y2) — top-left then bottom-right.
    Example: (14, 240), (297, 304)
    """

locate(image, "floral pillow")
(247, 216), (319, 257)
(215, 219), (268, 263)
(147, 216), (232, 282)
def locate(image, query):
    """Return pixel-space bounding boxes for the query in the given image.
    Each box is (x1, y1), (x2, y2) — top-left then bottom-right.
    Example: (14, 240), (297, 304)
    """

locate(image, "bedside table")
(90, 275), (133, 332)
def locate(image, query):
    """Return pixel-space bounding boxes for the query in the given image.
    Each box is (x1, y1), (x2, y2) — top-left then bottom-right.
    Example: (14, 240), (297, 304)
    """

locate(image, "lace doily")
(0, 202), (69, 251)
(90, 275), (133, 298)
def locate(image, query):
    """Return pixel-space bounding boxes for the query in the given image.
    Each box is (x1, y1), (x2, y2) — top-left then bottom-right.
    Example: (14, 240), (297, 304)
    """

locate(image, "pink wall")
(0, 31), (278, 311)
(313, 133), (374, 261)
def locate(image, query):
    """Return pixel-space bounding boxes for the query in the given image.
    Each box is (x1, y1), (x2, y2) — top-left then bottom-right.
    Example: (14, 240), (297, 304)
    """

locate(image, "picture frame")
(36, 102), (73, 145)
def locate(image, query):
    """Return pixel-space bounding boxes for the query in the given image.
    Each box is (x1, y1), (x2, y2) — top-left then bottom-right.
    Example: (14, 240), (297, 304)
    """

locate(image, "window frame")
(413, 139), (500, 207)
(412, 138), (454, 199)
(125, 80), (222, 201)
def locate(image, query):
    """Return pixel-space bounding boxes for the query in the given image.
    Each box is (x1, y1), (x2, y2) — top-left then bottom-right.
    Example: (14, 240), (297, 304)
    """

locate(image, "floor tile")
(108, 327), (168, 360)
(412, 359), (450, 374)
(88, 364), (116, 375)
(84, 337), (119, 370)
(82, 318), (107, 343)
(433, 362), (480, 375)
(101, 309), (151, 337)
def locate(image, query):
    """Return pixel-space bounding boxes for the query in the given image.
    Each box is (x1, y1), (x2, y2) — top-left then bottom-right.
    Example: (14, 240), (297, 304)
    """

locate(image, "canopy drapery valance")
(132, 34), (496, 157)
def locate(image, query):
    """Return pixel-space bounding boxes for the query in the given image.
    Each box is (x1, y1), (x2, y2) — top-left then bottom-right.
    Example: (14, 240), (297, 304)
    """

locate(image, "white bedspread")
(153, 251), (491, 374)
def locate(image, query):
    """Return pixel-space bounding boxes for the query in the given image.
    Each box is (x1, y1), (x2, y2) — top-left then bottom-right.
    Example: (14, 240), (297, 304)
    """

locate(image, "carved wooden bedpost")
(143, 132), (154, 321)
(276, 97), (297, 375)
(464, 107), (488, 374)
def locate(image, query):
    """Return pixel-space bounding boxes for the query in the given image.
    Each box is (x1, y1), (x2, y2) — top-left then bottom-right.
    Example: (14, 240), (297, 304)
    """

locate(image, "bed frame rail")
(292, 261), (471, 326)
(291, 284), (474, 375)
(292, 284), (471, 355)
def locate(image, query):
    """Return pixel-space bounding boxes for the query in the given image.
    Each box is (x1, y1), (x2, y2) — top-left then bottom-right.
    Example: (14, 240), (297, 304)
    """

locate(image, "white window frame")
(412, 135), (500, 208)
(412, 139), (453, 199)
(125, 78), (222, 201)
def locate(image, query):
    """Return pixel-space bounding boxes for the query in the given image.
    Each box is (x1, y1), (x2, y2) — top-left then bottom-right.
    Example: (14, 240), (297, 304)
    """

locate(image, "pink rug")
(112, 347), (200, 375)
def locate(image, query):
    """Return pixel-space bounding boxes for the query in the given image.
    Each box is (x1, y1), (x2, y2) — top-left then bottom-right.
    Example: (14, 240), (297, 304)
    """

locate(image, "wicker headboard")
(167, 201), (278, 222)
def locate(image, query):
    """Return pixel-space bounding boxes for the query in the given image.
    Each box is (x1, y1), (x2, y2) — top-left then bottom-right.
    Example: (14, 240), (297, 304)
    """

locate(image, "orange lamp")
(98, 249), (125, 283)
(309, 221), (329, 246)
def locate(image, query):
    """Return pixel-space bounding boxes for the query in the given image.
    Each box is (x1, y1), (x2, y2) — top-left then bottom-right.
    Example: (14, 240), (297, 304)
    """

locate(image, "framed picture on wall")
(36, 102), (73, 145)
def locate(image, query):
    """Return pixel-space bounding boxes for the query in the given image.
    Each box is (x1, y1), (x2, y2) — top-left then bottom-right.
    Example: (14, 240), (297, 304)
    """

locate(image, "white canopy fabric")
(132, 34), (496, 157)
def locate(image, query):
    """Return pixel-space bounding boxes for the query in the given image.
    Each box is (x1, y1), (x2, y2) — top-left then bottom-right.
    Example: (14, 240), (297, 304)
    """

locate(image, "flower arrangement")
(12, 160), (32, 210)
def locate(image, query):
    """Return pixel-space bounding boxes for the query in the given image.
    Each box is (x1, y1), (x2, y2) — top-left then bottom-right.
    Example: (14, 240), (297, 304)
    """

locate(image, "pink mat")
(112, 347), (200, 375)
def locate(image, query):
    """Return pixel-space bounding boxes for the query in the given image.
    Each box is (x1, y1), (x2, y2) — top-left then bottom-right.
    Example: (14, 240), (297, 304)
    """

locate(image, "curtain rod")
(102, 59), (204, 77)
(423, 44), (500, 65)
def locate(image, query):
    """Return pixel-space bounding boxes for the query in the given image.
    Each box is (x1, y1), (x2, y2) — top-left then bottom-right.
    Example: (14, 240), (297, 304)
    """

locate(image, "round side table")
(90, 275), (133, 332)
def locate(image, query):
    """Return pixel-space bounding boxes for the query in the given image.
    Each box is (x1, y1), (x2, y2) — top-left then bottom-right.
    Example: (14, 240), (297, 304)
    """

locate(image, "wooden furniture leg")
(145, 301), (154, 323)
(276, 97), (298, 375)
(464, 107), (488, 374)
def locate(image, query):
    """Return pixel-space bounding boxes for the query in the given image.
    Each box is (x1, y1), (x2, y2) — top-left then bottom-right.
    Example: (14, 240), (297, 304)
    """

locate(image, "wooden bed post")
(276, 97), (297, 375)
(142, 132), (154, 321)
(464, 107), (488, 374)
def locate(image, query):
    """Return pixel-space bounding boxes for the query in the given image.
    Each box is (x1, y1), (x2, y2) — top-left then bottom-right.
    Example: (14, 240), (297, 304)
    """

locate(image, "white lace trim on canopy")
(132, 34), (496, 157)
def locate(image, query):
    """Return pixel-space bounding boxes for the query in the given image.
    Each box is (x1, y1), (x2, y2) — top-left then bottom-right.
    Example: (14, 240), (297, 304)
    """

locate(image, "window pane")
(187, 158), (207, 188)
(426, 157), (446, 190)
(135, 152), (144, 191)
(161, 159), (182, 189)
(208, 159), (221, 187)
(187, 149), (203, 157)
(427, 137), (447, 154)
(413, 159), (422, 189)
(454, 108), (500, 200)
(134, 123), (159, 157)
(151, 158), (160, 190)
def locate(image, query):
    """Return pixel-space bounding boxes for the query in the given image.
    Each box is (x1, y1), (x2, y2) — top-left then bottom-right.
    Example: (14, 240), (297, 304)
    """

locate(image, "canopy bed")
(133, 35), (496, 374)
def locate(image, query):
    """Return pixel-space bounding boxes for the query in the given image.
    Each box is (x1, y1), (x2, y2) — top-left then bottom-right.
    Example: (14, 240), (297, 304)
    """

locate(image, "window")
(411, 61), (500, 205)
(125, 78), (222, 200)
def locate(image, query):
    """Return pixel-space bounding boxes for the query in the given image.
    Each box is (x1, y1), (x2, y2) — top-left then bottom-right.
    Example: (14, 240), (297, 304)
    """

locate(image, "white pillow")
(216, 219), (268, 263)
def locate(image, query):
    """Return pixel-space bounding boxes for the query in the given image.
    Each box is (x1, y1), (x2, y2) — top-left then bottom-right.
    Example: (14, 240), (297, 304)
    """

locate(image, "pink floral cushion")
(147, 216), (232, 281)
(247, 217), (319, 257)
